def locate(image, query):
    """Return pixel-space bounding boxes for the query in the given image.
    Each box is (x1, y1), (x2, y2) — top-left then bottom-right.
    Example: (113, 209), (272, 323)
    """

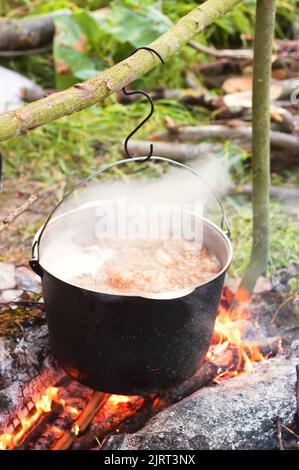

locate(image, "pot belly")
(42, 271), (225, 395)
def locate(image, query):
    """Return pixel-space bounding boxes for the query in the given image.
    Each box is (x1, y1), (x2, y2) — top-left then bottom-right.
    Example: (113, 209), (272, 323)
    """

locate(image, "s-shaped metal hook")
(123, 47), (165, 162)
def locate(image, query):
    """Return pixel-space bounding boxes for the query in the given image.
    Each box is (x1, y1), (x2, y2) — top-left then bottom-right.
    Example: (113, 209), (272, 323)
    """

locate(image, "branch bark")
(152, 125), (299, 151)
(238, 0), (276, 293)
(0, 0), (242, 143)
(0, 16), (55, 52)
(0, 193), (39, 233)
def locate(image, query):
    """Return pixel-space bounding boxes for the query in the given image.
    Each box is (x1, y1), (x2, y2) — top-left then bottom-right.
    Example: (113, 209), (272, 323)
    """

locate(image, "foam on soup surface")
(69, 238), (221, 295)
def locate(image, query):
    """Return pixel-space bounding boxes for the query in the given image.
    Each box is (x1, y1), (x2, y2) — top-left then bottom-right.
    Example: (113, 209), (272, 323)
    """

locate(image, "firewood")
(296, 364), (299, 424)
(50, 392), (109, 450)
(276, 416), (284, 450)
(72, 396), (147, 450)
(14, 401), (64, 450)
(0, 308), (64, 433)
(230, 184), (299, 202)
(188, 40), (253, 60)
(151, 125), (299, 152)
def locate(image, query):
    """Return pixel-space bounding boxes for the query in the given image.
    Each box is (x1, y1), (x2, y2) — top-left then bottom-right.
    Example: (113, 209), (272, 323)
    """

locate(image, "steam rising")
(38, 157), (231, 296)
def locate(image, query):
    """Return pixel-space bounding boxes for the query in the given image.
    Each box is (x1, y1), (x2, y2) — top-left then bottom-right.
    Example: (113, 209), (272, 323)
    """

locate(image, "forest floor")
(0, 1), (298, 300)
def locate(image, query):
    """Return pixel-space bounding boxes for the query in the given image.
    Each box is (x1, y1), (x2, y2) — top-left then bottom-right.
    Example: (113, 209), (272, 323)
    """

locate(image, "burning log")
(72, 395), (147, 450)
(50, 392), (108, 450)
(0, 308), (64, 435)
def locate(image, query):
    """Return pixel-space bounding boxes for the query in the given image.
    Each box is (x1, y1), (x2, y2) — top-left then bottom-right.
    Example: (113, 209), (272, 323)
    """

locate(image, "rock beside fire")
(0, 309), (63, 433)
(105, 357), (297, 450)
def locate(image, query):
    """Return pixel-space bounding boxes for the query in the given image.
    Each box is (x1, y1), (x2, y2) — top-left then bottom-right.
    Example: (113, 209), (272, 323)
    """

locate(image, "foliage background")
(0, 0), (298, 282)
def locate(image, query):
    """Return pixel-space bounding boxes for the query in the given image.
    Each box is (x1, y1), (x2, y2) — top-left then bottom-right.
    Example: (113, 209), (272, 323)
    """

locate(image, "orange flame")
(208, 300), (266, 379)
(107, 395), (131, 406)
(0, 386), (64, 450)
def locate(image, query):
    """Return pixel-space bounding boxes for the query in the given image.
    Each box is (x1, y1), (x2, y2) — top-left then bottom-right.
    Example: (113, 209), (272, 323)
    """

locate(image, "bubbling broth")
(69, 238), (221, 295)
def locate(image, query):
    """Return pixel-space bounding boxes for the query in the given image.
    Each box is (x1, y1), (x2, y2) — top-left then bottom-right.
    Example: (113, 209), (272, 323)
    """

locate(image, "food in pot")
(69, 238), (221, 295)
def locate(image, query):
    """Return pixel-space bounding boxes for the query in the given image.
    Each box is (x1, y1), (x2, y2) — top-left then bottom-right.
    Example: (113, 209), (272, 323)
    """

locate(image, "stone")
(0, 263), (16, 290)
(105, 357), (297, 450)
(0, 289), (23, 304)
(15, 266), (41, 293)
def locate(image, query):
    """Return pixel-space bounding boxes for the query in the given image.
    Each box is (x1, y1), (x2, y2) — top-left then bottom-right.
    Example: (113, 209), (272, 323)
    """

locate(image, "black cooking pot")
(30, 157), (232, 395)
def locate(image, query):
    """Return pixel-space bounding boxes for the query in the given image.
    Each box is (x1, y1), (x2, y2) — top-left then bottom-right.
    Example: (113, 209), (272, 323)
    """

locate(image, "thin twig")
(276, 416), (284, 450)
(188, 40), (253, 60)
(0, 192), (39, 232)
(296, 364), (299, 424)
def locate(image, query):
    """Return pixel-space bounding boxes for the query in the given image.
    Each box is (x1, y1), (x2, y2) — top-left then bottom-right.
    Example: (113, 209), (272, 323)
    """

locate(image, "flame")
(51, 426), (63, 439)
(0, 387), (64, 450)
(71, 423), (80, 436)
(108, 395), (131, 406)
(208, 299), (267, 379)
(65, 405), (80, 419)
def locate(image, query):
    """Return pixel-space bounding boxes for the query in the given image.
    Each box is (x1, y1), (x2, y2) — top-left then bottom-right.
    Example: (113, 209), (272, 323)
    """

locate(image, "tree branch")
(0, 0), (242, 143)
(0, 193), (39, 232)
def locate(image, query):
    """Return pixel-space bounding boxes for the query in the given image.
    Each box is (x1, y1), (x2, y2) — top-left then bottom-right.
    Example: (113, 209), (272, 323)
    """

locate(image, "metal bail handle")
(30, 156), (231, 276)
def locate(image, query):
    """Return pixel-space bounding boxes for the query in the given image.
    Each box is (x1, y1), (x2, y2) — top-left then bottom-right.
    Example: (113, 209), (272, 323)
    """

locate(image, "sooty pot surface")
(37, 213), (231, 395)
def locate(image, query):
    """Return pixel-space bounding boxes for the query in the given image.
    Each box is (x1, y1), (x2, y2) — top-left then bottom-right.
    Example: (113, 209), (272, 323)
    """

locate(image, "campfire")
(0, 287), (283, 451)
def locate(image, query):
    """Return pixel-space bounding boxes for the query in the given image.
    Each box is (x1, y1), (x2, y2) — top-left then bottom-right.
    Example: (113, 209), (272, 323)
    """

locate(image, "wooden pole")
(237, 0), (276, 294)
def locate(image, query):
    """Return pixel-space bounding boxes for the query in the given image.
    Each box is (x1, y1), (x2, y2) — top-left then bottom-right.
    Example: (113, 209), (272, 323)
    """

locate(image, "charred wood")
(0, 309), (63, 433)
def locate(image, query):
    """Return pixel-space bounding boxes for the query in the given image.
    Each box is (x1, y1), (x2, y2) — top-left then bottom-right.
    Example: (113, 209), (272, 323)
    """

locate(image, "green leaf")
(102, 3), (172, 47)
(53, 12), (104, 89)
(53, 4), (172, 89)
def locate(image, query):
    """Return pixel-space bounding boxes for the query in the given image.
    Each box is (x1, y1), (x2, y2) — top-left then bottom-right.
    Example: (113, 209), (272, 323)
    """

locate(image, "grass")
(0, 0), (298, 279)
(225, 197), (299, 278)
(1, 96), (298, 277)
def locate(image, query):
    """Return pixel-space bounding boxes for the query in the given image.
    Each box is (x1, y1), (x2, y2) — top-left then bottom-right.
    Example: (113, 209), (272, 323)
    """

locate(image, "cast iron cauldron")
(30, 157), (232, 395)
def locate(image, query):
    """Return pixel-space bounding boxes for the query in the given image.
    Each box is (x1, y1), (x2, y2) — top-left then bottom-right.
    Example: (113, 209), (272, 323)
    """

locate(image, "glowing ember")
(71, 424), (80, 436)
(107, 395), (131, 406)
(0, 387), (64, 450)
(51, 426), (63, 439)
(65, 405), (80, 419)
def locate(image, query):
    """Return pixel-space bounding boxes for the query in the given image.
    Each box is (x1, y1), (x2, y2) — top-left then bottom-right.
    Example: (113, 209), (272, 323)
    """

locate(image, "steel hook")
(123, 47), (165, 162)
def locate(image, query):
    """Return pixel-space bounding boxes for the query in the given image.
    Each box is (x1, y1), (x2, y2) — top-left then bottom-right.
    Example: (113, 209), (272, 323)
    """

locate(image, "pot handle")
(29, 156), (231, 276)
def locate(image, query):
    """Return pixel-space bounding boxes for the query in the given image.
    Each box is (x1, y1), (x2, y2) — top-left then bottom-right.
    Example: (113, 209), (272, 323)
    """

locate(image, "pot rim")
(33, 213), (233, 300)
